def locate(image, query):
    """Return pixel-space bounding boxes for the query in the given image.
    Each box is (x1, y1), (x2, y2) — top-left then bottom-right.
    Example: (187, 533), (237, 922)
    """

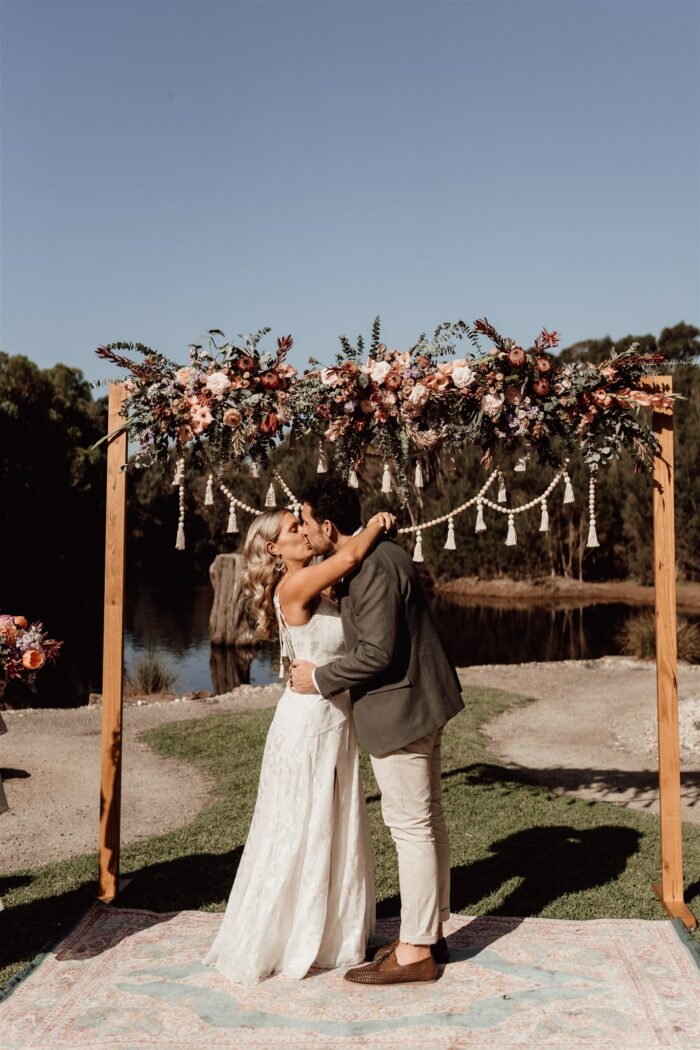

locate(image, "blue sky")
(1, 0), (698, 383)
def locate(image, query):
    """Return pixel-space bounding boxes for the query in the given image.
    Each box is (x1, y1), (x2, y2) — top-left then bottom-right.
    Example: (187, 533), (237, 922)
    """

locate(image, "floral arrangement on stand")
(0, 614), (62, 685)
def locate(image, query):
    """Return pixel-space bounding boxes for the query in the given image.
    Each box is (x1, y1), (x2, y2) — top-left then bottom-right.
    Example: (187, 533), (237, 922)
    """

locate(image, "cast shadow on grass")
(438, 760), (700, 811)
(378, 822), (642, 951)
(0, 847), (243, 977)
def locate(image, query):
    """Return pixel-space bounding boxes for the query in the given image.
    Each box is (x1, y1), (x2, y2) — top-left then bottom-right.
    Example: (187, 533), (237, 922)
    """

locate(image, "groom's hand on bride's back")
(290, 659), (318, 694)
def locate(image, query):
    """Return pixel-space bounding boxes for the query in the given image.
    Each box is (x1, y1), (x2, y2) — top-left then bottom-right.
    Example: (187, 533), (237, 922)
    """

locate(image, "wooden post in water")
(641, 375), (696, 929)
(97, 382), (128, 902)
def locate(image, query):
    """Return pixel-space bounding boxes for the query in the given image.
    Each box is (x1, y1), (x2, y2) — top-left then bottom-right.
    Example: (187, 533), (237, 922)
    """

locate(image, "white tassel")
(265, 482), (276, 507)
(414, 461), (424, 488)
(587, 521), (600, 548)
(172, 456), (184, 486)
(413, 531), (424, 563)
(563, 475), (575, 504)
(204, 474), (214, 506)
(505, 514), (517, 546)
(226, 502), (239, 534)
(444, 518), (456, 550)
(381, 462), (391, 494)
(514, 456), (527, 472)
(475, 501), (487, 532)
(348, 467), (359, 488)
(250, 460), (259, 478)
(497, 474), (507, 503)
(317, 442), (328, 473)
(539, 501), (549, 532)
(175, 477), (185, 549)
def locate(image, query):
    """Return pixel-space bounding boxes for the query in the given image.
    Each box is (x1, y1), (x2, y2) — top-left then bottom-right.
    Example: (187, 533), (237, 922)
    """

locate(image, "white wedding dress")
(204, 593), (375, 985)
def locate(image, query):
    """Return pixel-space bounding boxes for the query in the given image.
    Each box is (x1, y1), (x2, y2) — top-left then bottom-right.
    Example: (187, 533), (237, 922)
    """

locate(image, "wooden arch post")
(642, 376), (696, 929)
(97, 382), (128, 902)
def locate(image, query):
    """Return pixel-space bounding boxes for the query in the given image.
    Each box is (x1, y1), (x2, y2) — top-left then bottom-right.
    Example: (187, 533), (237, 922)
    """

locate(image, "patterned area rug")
(1, 904), (699, 1048)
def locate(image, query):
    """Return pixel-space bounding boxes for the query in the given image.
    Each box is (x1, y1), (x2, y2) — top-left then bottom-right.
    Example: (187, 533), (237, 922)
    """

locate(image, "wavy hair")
(240, 508), (288, 641)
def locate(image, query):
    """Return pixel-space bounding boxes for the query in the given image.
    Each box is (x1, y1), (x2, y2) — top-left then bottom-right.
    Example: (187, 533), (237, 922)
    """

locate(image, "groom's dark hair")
(302, 478), (362, 536)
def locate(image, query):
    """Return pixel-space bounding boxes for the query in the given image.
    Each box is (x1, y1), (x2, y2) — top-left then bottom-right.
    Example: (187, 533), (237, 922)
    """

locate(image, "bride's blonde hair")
(240, 508), (289, 640)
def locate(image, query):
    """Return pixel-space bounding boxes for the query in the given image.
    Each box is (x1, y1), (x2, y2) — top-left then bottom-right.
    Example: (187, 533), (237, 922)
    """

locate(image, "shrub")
(617, 610), (700, 663)
(125, 649), (176, 694)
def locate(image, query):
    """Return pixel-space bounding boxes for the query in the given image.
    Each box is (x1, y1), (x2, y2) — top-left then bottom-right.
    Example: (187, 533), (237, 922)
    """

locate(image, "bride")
(204, 505), (395, 984)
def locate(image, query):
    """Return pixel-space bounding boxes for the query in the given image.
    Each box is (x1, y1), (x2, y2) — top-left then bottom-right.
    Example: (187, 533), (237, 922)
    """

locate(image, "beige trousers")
(370, 727), (450, 945)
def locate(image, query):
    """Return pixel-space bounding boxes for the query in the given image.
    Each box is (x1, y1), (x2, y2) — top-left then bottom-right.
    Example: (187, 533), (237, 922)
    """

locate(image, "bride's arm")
(282, 513), (395, 609)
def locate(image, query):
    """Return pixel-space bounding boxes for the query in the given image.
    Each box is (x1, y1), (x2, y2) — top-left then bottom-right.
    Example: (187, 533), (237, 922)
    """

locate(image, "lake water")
(3, 584), (690, 709)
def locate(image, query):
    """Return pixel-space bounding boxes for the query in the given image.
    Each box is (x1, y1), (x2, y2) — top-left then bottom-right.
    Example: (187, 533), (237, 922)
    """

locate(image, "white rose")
(481, 393), (504, 419)
(370, 360), (391, 384)
(408, 383), (430, 408)
(452, 365), (475, 389)
(320, 367), (337, 386)
(205, 371), (231, 396)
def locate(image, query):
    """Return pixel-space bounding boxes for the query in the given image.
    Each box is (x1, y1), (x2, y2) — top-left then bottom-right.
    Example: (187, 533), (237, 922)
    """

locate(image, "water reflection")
(4, 585), (696, 709)
(430, 597), (634, 666)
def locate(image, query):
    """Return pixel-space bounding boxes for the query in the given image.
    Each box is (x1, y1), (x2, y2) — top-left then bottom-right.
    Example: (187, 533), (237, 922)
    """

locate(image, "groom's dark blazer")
(314, 537), (464, 756)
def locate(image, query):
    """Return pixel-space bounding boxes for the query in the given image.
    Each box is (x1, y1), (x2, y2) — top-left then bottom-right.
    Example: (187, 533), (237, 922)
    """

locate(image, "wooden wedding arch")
(96, 378), (697, 930)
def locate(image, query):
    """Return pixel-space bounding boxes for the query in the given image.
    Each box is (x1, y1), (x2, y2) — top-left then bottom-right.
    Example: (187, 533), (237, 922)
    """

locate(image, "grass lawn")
(2, 685), (699, 990)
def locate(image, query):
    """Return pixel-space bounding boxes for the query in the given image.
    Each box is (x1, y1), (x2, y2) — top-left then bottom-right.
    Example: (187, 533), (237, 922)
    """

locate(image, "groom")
(290, 478), (464, 985)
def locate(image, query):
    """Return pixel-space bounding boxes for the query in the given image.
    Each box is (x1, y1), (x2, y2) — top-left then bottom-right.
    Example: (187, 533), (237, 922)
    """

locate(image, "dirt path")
(0, 684), (283, 874)
(461, 657), (700, 823)
(2, 659), (699, 874)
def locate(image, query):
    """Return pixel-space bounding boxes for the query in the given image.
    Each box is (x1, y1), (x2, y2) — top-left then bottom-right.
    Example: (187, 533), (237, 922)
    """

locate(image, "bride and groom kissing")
(204, 477), (464, 986)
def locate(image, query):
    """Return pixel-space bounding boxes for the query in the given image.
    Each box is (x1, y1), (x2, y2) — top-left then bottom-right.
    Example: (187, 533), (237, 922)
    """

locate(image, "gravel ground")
(1, 660), (699, 874)
(460, 656), (700, 823)
(0, 684), (283, 874)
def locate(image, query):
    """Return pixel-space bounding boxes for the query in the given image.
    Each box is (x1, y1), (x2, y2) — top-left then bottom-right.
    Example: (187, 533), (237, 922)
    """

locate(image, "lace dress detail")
(204, 594), (375, 984)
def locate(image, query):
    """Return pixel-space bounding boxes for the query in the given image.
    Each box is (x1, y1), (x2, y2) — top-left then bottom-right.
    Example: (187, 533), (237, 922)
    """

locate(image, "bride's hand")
(367, 512), (397, 533)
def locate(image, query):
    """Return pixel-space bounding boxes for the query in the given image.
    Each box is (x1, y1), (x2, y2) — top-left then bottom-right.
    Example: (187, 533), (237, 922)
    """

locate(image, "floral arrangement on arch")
(96, 329), (297, 469)
(0, 615), (62, 682)
(291, 317), (673, 485)
(95, 316), (673, 493)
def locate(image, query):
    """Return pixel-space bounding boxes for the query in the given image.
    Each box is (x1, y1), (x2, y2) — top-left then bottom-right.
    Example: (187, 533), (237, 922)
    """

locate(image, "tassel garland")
(587, 470), (599, 547)
(505, 514), (517, 546)
(317, 443), (328, 473)
(265, 482), (276, 507)
(172, 456), (185, 487)
(226, 502), (239, 534)
(175, 479), (186, 550)
(514, 456), (528, 472)
(413, 531), (424, 563)
(414, 461), (424, 489)
(348, 467), (359, 488)
(497, 474), (507, 503)
(381, 462), (392, 494)
(475, 501), (487, 532)
(444, 518), (456, 550)
(563, 474), (575, 504)
(204, 474), (214, 506)
(250, 460), (259, 478)
(539, 501), (549, 532)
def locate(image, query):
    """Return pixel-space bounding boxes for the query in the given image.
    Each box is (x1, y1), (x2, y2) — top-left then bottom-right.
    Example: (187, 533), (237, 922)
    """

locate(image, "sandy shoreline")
(435, 575), (700, 612)
(1, 660), (699, 873)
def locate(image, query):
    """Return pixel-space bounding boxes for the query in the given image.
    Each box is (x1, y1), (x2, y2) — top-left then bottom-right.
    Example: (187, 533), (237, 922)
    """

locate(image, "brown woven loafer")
(344, 949), (437, 985)
(372, 937), (449, 966)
